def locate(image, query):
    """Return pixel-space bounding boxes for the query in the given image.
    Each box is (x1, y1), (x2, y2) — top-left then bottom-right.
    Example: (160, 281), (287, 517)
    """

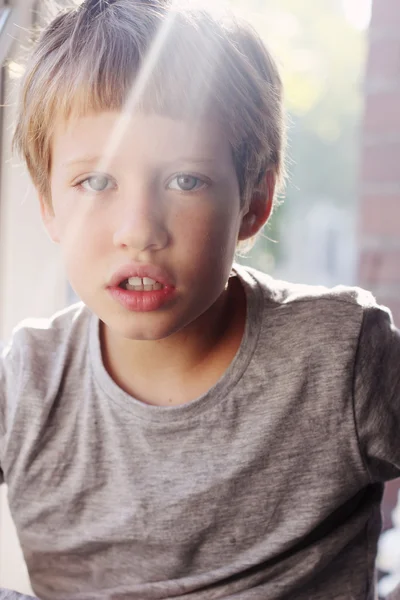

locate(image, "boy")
(1, 0), (400, 598)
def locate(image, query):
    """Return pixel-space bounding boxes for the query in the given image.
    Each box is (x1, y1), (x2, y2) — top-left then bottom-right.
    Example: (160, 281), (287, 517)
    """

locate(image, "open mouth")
(119, 277), (164, 292)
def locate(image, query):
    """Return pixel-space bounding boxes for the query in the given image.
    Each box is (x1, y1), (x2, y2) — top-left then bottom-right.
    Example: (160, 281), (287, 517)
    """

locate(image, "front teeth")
(125, 277), (163, 291)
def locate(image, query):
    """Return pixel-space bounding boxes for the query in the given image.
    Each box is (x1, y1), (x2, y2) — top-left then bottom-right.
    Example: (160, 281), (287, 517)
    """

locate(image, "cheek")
(52, 194), (104, 247)
(54, 211), (110, 283)
(172, 198), (241, 250)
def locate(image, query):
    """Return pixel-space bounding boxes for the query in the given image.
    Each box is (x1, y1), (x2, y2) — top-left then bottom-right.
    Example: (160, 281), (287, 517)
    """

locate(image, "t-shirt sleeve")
(354, 304), (400, 482)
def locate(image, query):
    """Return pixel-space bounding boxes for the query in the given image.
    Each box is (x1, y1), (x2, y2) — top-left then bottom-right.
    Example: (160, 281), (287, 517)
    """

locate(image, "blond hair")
(13, 0), (286, 207)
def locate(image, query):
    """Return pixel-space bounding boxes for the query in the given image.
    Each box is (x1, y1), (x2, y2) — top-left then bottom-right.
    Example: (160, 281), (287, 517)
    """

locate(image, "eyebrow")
(62, 156), (217, 169)
(172, 157), (215, 164)
(62, 156), (103, 169)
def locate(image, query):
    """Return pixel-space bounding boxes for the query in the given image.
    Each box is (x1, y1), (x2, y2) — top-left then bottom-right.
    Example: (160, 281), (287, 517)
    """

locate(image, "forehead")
(51, 111), (234, 170)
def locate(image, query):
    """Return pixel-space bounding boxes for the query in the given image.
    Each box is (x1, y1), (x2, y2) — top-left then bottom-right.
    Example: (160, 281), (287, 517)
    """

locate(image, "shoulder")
(1, 302), (92, 377)
(0, 303), (93, 447)
(6, 301), (91, 349)
(236, 264), (379, 325)
(238, 264), (376, 311)
(234, 264), (388, 347)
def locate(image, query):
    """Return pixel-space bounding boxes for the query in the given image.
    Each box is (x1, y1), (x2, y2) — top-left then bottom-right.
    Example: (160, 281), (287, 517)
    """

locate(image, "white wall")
(0, 1), (67, 593)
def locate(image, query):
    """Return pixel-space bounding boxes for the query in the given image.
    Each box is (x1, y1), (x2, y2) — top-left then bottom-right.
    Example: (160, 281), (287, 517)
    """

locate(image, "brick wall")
(358, 0), (400, 530)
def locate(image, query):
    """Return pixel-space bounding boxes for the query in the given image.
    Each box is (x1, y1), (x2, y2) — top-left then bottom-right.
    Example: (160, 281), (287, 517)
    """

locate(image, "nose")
(112, 188), (169, 253)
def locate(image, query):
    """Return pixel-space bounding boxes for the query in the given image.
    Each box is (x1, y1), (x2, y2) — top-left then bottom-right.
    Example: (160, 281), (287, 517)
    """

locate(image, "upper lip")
(108, 263), (175, 288)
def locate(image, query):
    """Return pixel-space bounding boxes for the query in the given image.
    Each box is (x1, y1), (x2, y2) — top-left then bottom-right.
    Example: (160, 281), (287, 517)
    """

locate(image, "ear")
(39, 196), (60, 244)
(238, 170), (276, 241)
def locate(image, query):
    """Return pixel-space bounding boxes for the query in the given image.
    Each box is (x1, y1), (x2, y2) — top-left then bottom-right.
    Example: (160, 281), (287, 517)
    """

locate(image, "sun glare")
(98, 10), (178, 174)
(342, 0), (372, 30)
(98, 0), (219, 176)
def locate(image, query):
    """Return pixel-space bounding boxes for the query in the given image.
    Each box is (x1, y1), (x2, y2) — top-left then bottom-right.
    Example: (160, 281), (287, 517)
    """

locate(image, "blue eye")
(80, 175), (114, 192)
(168, 174), (206, 192)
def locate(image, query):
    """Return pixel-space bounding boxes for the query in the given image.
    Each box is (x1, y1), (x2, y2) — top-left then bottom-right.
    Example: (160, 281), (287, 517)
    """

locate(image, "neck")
(100, 276), (246, 405)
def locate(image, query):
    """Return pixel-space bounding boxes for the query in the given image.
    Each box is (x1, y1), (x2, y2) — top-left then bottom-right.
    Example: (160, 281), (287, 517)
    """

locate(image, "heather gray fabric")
(1, 264), (400, 600)
(0, 590), (37, 599)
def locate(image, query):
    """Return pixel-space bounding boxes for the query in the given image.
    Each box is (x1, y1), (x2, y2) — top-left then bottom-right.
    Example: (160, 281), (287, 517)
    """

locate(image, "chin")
(106, 313), (181, 342)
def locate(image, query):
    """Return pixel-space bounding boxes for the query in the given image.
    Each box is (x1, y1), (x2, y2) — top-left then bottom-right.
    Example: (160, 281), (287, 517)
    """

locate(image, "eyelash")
(74, 173), (209, 194)
(74, 175), (116, 194)
(167, 173), (209, 193)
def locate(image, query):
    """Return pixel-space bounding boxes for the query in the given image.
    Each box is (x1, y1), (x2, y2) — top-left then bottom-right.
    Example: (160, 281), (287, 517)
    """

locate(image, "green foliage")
(232, 0), (368, 269)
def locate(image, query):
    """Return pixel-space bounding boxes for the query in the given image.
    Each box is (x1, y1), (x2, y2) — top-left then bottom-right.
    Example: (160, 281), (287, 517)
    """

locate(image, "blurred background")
(0, 0), (399, 596)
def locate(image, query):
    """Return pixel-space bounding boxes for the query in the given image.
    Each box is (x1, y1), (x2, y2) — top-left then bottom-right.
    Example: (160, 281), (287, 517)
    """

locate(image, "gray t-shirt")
(1, 264), (399, 600)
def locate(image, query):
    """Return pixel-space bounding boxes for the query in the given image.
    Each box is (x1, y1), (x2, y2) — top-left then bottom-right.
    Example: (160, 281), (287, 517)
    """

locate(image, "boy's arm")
(0, 347), (37, 600)
(0, 342), (35, 600)
(353, 305), (400, 482)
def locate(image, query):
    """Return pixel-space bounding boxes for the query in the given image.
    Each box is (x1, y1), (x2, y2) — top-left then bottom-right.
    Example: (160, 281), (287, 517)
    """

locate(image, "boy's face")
(43, 111), (266, 341)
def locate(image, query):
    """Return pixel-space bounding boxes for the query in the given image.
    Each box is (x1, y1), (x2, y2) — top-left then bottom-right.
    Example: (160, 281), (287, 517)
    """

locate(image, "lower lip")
(108, 285), (176, 312)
